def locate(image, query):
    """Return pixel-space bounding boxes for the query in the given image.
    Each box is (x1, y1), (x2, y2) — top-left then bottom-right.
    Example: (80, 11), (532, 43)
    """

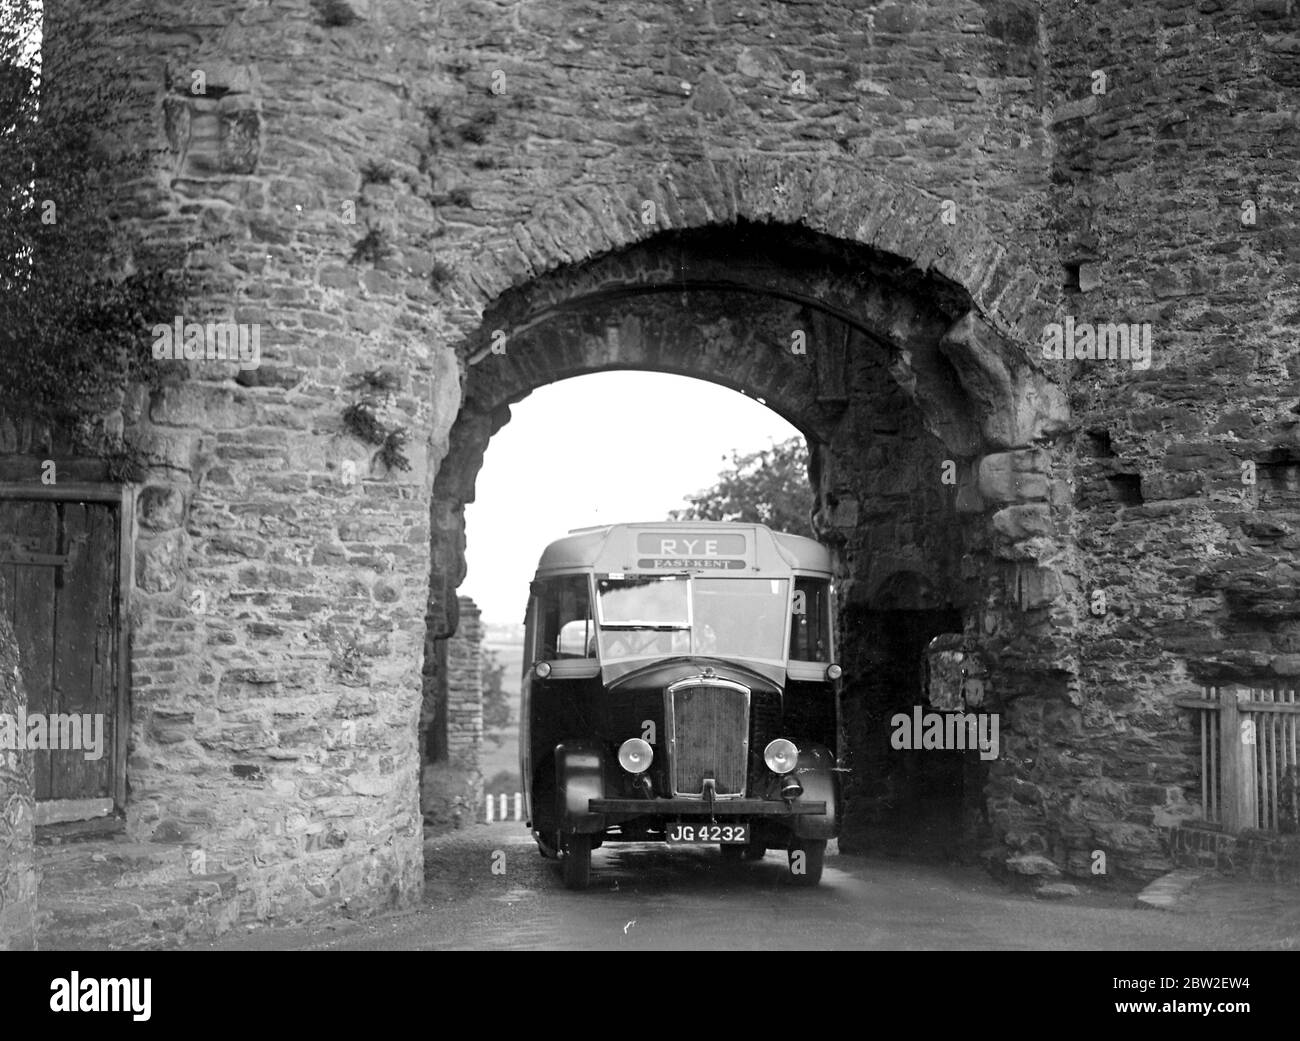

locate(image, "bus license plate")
(666, 822), (749, 845)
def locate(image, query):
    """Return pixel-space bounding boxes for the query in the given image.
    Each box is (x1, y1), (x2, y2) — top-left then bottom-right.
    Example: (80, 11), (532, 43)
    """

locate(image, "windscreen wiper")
(600, 623), (689, 631)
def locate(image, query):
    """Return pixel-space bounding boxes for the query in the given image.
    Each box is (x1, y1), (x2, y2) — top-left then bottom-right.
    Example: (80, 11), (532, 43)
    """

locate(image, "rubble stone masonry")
(0, 579), (36, 950)
(1, 0), (1297, 942)
(420, 595), (483, 828)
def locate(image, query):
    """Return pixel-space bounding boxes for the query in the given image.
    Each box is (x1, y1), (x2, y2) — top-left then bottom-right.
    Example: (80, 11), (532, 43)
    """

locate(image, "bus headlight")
(764, 738), (799, 775)
(618, 738), (653, 774)
(533, 661), (551, 679)
(826, 663), (842, 680)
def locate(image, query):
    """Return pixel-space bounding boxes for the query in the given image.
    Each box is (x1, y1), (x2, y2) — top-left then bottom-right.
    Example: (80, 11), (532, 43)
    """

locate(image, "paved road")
(187, 824), (1300, 951)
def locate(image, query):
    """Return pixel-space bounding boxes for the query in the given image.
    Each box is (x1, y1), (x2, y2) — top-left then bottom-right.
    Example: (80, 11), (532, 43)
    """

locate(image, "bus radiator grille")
(748, 688), (782, 785)
(669, 683), (749, 796)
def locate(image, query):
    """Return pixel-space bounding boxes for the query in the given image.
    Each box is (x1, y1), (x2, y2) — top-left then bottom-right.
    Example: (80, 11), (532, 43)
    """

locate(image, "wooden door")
(0, 499), (120, 821)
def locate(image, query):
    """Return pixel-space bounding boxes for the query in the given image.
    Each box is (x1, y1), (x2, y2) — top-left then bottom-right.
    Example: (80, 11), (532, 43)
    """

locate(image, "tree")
(0, 1), (194, 461)
(670, 437), (815, 537)
(481, 648), (511, 730)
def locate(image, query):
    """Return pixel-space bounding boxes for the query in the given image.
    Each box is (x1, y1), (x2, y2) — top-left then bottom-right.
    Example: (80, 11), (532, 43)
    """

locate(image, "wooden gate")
(0, 492), (129, 824)
(1177, 685), (1300, 834)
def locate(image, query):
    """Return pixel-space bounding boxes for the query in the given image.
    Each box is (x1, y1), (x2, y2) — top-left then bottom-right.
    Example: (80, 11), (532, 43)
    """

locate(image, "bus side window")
(538, 575), (595, 660)
(790, 578), (831, 662)
(523, 603), (537, 677)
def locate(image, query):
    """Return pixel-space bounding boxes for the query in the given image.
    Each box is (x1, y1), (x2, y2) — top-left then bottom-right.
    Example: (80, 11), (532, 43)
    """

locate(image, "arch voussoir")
(455, 158), (1054, 373)
(850, 183), (910, 250)
(508, 220), (554, 279)
(935, 230), (1007, 308)
(903, 203), (967, 276)
(534, 204), (596, 268)
(984, 266), (1048, 327)
(571, 187), (634, 252)
(687, 159), (740, 226)
(655, 172), (705, 229)
(809, 184), (886, 247)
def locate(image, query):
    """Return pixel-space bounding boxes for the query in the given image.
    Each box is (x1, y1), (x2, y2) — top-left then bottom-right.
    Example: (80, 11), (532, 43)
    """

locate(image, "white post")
(514, 793), (523, 821)
(499, 793), (507, 820)
(485, 794), (494, 823)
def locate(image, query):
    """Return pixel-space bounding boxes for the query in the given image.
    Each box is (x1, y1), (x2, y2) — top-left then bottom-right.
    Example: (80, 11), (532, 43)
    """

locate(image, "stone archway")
(424, 170), (1072, 854)
(429, 179), (1071, 627)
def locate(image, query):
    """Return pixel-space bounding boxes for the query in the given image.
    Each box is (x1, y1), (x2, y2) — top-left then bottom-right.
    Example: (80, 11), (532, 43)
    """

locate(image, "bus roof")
(535, 521), (832, 576)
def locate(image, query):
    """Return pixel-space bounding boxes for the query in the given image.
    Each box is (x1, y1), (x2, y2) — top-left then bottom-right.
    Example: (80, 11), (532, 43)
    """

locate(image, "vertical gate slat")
(1256, 688), (1266, 829)
(1256, 688), (1264, 829)
(1292, 690), (1298, 824)
(1253, 688), (1263, 830)
(1287, 687), (1294, 823)
(1260, 690), (1268, 830)
(1260, 693), (1267, 830)
(1221, 685), (1257, 833)
(1269, 689), (1279, 830)
(1200, 708), (1208, 820)
(1258, 688), (1266, 830)
(1214, 686), (1221, 824)
(1210, 686), (1219, 824)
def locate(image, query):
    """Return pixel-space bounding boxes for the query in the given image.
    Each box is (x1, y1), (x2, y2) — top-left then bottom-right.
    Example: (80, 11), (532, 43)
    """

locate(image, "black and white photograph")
(0, 0), (1294, 1007)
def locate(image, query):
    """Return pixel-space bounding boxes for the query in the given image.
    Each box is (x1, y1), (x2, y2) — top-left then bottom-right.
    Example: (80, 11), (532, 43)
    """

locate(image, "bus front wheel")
(787, 839), (825, 886)
(562, 833), (592, 890)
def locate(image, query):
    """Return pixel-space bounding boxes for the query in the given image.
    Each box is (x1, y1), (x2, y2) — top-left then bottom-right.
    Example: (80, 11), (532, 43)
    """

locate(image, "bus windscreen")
(596, 575), (788, 662)
(693, 577), (787, 661)
(596, 575), (690, 627)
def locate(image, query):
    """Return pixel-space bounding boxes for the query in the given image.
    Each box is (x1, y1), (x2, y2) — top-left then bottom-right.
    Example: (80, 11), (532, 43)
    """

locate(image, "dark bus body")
(520, 521), (843, 889)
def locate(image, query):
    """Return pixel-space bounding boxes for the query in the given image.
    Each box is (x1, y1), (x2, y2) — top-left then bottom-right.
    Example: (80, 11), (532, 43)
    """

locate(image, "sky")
(462, 371), (802, 625)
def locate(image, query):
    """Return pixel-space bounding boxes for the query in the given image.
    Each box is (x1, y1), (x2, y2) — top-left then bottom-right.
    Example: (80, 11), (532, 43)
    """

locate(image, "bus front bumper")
(588, 798), (826, 816)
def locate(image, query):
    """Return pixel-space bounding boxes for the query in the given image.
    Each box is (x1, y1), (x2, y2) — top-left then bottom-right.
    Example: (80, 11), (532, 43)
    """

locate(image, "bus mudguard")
(556, 740), (606, 834)
(791, 744), (838, 840)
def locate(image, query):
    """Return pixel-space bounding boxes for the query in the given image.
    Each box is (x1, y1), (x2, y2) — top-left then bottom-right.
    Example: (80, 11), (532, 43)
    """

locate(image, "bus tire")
(742, 841), (767, 861)
(562, 833), (592, 890)
(720, 843), (744, 862)
(787, 839), (825, 886)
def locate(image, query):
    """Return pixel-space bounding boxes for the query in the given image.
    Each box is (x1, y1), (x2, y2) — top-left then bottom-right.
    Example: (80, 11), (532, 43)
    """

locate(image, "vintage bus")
(520, 521), (842, 889)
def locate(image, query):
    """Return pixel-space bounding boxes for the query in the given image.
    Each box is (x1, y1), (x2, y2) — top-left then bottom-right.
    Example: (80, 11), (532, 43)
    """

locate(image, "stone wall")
(23, 0), (448, 923)
(1001, 0), (1300, 881)
(1, 0), (1292, 933)
(420, 595), (483, 829)
(1172, 824), (1300, 886)
(0, 576), (36, 950)
(445, 598), (484, 770)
